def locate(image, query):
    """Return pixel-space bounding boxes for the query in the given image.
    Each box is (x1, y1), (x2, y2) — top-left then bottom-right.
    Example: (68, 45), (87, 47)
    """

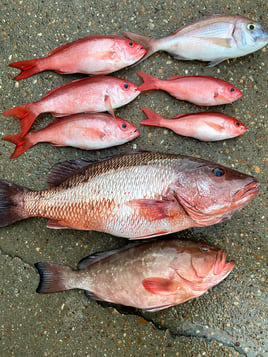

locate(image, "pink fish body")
(140, 108), (247, 141)
(35, 239), (235, 311)
(9, 35), (146, 80)
(2, 76), (140, 136)
(3, 113), (139, 158)
(137, 72), (242, 106)
(123, 15), (268, 66)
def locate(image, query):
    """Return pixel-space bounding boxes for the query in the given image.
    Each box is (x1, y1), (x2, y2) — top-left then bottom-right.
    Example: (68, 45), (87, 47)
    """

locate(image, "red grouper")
(35, 239), (235, 311)
(140, 108), (247, 141)
(9, 35), (146, 80)
(2, 113), (140, 159)
(2, 76), (140, 136)
(0, 151), (259, 239)
(137, 72), (242, 106)
(123, 14), (268, 66)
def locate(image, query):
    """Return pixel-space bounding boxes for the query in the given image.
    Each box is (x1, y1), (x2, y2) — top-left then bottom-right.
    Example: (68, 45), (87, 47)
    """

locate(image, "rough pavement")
(0, 1), (267, 356)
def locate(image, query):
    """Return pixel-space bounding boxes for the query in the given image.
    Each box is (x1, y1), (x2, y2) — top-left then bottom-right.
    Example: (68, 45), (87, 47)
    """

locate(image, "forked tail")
(35, 262), (76, 293)
(139, 107), (164, 127)
(136, 71), (160, 91)
(2, 133), (34, 159)
(2, 103), (39, 137)
(9, 58), (44, 80)
(0, 179), (30, 227)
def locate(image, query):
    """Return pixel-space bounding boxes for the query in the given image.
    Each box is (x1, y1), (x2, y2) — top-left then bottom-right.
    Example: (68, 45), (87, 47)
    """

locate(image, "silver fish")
(123, 14), (268, 66)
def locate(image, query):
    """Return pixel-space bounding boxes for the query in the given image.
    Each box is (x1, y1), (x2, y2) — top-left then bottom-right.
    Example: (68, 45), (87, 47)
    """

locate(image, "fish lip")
(234, 179), (259, 203)
(214, 250), (235, 275)
(129, 129), (140, 139)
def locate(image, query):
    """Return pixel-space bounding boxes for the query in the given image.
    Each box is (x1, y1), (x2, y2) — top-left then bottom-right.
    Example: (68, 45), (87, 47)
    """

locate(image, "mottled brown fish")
(0, 151), (259, 239)
(35, 239), (235, 311)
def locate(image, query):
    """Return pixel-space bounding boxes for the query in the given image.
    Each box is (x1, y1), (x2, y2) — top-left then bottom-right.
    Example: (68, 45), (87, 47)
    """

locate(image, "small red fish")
(137, 71), (242, 106)
(2, 113), (139, 159)
(2, 76), (140, 136)
(35, 239), (235, 311)
(9, 35), (146, 80)
(140, 108), (247, 141)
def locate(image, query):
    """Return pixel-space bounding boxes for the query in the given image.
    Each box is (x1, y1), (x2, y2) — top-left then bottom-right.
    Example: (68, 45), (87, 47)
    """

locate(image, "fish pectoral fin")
(142, 277), (179, 295)
(105, 95), (115, 117)
(204, 121), (224, 131)
(198, 37), (232, 48)
(47, 219), (69, 229)
(126, 199), (179, 222)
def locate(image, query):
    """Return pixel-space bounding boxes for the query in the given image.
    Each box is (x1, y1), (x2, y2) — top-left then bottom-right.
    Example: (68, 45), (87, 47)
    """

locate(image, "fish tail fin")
(122, 31), (158, 65)
(9, 58), (44, 80)
(2, 133), (34, 159)
(2, 104), (39, 137)
(0, 179), (30, 227)
(35, 262), (75, 294)
(137, 71), (160, 91)
(139, 107), (164, 127)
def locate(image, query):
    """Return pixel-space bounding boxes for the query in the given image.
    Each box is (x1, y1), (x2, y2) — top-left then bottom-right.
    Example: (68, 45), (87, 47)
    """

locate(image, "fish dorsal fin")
(47, 159), (97, 187)
(166, 75), (185, 81)
(78, 241), (143, 270)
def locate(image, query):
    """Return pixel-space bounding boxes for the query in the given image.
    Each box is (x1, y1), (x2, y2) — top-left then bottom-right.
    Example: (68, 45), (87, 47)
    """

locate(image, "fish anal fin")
(47, 219), (69, 229)
(142, 277), (179, 295)
(207, 58), (227, 67)
(126, 199), (179, 222)
(84, 290), (105, 301)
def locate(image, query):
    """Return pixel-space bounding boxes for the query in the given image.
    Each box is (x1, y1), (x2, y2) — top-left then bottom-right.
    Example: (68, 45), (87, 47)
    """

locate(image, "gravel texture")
(0, 1), (267, 356)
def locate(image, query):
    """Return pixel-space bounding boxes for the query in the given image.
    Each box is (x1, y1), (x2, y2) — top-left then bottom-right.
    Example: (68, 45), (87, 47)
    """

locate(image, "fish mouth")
(214, 250), (235, 276)
(129, 129), (140, 139)
(234, 179), (259, 204)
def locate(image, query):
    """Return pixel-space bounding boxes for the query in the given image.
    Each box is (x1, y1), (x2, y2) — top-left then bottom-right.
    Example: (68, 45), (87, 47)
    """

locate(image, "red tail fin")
(137, 71), (160, 91)
(2, 133), (33, 159)
(2, 104), (38, 137)
(9, 58), (43, 80)
(139, 107), (164, 127)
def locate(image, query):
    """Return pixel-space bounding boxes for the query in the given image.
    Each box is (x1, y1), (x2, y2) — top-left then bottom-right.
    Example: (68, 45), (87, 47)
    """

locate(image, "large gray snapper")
(123, 14), (268, 66)
(35, 239), (235, 311)
(0, 151), (259, 239)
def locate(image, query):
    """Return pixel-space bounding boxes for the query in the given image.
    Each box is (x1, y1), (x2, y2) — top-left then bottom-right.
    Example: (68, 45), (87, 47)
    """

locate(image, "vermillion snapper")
(123, 14), (268, 66)
(0, 151), (259, 239)
(2, 76), (140, 136)
(9, 35), (146, 80)
(3, 113), (139, 159)
(140, 108), (247, 141)
(35, 239), (235, 311)
(137, 72), (242, 106)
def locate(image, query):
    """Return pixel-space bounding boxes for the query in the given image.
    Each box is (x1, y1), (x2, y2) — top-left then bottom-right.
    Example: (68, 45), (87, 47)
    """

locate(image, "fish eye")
(247, 24), (256, 31)
(212, 168), (225, 177)
(200, 246), (209, 252)
(129, 41), (133, 46)
(121, 123), (127, 129)
(124, 83), (129, 89)
(235, 122), (240, 126)
(230, 88), (235, 92)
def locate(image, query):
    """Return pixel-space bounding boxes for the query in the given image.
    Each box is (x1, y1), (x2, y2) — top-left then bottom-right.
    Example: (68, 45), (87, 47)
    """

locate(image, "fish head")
(172, 158), (259, 226)
(224, 117), (247, 137)
(234, 17), (268, 52)
(108, 116), (140, 143)
(171, 243), (235, 292)
(111, 78), (141, 105)
(215, 82), (242, 104)
(117, 38), (147, 63)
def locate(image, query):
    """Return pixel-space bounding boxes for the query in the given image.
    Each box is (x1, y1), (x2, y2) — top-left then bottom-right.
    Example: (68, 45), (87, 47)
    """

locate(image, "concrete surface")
(0, 0), (267, 356)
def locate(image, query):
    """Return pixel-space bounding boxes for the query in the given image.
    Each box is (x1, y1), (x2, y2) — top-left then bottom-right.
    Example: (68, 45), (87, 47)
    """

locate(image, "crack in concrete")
(99, 303), (248, 356)
(0, 246), (34, 269)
